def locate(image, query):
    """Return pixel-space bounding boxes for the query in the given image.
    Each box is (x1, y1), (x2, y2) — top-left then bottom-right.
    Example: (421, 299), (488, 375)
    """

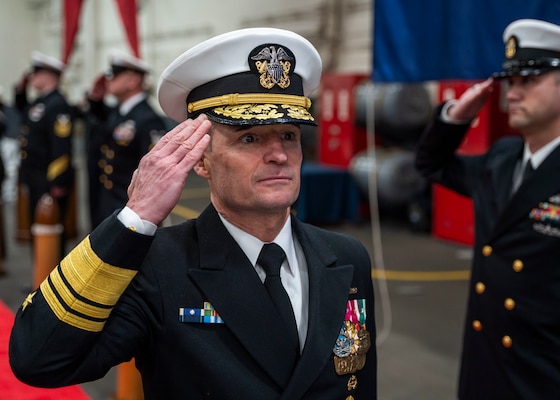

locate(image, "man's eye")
(283, 132), (295, 141)
(241, 135), (256, 143)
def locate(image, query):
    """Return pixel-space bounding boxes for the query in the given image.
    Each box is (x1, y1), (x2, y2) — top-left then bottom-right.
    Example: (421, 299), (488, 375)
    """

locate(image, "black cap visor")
(492, 57), (560, 79)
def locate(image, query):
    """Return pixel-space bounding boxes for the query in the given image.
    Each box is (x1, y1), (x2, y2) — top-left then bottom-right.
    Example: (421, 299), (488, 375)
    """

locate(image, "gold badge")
(506, 36), (517, 59)
(347, 374), (358, 391)
(334, 352), (367, 375)
(54, 114), (72, 137)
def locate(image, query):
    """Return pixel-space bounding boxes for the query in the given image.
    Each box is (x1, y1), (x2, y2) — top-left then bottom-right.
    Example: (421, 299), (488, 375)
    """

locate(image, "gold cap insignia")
(506, 36), (517, 59)
(251, 45), (294, 90)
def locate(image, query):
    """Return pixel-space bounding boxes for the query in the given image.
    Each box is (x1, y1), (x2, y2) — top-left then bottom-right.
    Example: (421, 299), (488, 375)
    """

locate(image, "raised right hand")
(447, 77), (494, 121)
(126, 114), (212, 225)
(88, 74), (107, 101)
(16, 72), (30, 92)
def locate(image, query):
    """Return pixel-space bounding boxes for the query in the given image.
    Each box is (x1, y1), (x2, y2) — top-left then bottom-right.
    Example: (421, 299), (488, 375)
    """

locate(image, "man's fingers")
(469, 77), (494, 96)
(135, 116), (211, 181)
(158, 118), (212, 165)
(152, 114), (208, 156)
(177, 132), (211, 169)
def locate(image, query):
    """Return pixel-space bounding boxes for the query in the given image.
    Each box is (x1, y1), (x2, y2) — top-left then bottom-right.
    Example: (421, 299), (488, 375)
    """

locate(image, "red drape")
(62, 0), (85, 64)
(114, 0), (140, 57)
(61, 0), (140, 64)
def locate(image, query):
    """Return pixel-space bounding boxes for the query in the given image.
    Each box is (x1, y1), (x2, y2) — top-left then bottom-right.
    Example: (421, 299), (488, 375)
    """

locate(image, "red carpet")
(0, 300), (91, 400)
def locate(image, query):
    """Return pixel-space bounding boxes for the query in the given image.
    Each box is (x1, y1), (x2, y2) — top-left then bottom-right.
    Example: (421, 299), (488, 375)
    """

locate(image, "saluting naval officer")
(14, 51), (74, 252)
(416, 19), (560, 400)
(9, 28), (377, 399)
(86, 49), (167, 229)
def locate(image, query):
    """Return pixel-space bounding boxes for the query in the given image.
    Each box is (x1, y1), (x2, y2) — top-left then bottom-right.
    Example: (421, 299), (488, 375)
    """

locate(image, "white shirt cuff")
(440, 100), (474, 125)
(117, 206), (158, 236)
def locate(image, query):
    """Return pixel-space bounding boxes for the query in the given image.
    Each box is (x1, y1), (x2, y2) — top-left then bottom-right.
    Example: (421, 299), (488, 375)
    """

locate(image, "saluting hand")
(88, 74), (107, 101)
(447, 77), (494, 121)
(16, 72), (30, 92)
(126, 114), (212, 226)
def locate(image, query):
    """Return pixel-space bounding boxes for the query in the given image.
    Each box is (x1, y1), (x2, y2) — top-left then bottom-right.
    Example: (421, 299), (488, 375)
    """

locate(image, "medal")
(334, 353), (366, 375)
(333, 299), (371, 376)
(357, 330), (371, 355)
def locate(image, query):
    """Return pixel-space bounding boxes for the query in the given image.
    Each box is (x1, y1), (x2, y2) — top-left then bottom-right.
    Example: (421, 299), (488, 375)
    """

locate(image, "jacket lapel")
(491, 149), (519, 215)
(491, 144), (560, 240)
(280, 219), (354, 400)
(188, 205), (301, 388)
(108, 107), (124, 132)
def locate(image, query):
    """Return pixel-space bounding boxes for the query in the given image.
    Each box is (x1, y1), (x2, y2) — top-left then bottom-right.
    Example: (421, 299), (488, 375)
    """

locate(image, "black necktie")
(258, 243), (300, 356)
(523, 160), (534, 183)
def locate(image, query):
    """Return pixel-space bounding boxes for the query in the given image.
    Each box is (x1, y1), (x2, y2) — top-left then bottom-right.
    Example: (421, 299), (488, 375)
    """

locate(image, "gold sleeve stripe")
(41, 235), (138, 332)
(49, 267), (113, 320)
(55, 265), (113, 309)
(47, 155), (70, 181)
(59, 236), (137, 306)
(41, 278), (106, 332)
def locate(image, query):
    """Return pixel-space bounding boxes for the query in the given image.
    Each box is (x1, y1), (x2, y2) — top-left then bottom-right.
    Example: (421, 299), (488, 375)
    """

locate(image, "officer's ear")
(194, 156), (210, 179)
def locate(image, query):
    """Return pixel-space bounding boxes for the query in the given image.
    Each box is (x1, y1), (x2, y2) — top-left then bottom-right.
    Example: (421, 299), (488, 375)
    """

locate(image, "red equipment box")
(318, 73), (369, 167)
(432, 80), (518, 245)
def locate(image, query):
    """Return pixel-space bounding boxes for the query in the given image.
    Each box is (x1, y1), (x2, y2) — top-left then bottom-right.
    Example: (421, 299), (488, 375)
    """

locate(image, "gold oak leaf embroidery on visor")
(213, 104), (314, 121)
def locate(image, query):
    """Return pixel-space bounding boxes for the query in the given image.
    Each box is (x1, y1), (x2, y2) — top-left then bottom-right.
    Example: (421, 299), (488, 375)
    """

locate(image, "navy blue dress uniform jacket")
(15, 89), (74, 220)
(9, 204), (377, 399)
(88, 99), (167, 227)
(416, 104), (560, 400)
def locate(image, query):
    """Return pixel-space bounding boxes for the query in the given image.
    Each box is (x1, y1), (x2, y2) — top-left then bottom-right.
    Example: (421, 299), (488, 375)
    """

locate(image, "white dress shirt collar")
(523, 136), (560, 169)
(218, 213), (296, 276)
(119, 92), (146, 115)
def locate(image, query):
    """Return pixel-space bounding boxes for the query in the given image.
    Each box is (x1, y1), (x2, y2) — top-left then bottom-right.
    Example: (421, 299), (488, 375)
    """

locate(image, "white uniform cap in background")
(31, 51), (66, 74)
(157, 27), (322, 125)
(108, 48), (151, 74)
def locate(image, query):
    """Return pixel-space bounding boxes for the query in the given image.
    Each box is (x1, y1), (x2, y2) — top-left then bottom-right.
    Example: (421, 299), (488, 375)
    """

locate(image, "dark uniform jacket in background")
(0, 103), (6, 182)
(9, 204), (377, 399)
(416, 103), (560, 400)
(88, 98), (166, 228)
(15, 89), (74, 224)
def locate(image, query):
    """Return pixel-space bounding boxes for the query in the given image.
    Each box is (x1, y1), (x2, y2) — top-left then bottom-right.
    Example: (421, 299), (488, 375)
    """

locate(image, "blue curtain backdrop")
(373, 0), (560, 83)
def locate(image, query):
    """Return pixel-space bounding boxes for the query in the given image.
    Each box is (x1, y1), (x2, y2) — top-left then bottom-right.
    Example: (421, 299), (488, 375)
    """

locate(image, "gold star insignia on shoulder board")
(22, 291), (36, 312)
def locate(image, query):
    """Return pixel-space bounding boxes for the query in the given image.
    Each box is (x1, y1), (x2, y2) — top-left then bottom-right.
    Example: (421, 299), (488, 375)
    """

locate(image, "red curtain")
(62, 0), (140, 63)
(62, 0), (84, 64)
(114, 0), (140, 57)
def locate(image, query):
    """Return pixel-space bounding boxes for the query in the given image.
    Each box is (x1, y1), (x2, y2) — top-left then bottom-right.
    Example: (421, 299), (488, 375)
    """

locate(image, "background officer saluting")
(10, 27), (376, 399)
(86, 49), (167, 229)
(416, 19), (560, 400)
(14, 51), (74, 255)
